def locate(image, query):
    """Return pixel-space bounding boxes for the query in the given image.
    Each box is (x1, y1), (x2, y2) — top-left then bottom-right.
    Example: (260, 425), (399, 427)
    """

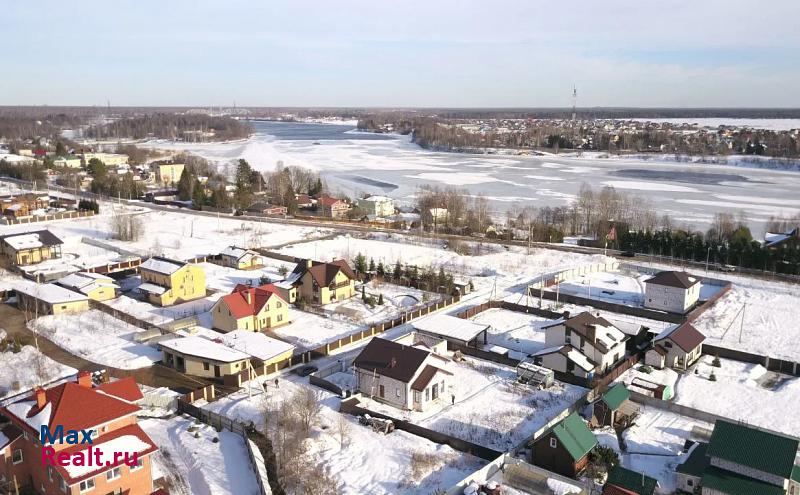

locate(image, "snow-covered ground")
(30, 310), (161, 369)
(469, 308), (552, 355)
(595, 407), (711, 493)
(691, 275), (800, 361)
(323, 280), (437, 325)
(270, 308), (359, 350)
(200, 374), (487, 494)
(616, 364), (679, 393)
(674, 355), (800, 440)
(140, 415), (261, 495)
(0, 346), (77, 401)
(199, 260), (294, 293)
(553, 270), (648, 307)
(360, 356), (586, 452)
(106, 292), (222, 328)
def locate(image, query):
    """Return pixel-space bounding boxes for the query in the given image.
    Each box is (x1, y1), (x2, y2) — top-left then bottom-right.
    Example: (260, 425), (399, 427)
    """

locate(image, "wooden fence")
(0, 209), (96, 225)
(89, 299), (165, 333)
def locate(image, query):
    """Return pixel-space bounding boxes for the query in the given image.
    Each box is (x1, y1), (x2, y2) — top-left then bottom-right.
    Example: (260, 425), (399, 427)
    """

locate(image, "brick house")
(0, 373), (159, 495)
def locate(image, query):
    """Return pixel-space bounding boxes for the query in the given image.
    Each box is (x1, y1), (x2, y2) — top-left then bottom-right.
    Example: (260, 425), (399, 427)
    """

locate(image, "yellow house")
(152, 162), (186, 186)
(56, 272), (119, 301)
(218, 330), (294, 368)
(159, 336), (250, 378)
(219, 246), (264, 270)
(211, 283), (289, 332)
(14, 281), (90, 316)
(0, 230), (63, 266)
(52, 155), (82, 168)
(282, 259), (357, 305)
(80, 152), (129, 167)
(138, 256), (206, 306)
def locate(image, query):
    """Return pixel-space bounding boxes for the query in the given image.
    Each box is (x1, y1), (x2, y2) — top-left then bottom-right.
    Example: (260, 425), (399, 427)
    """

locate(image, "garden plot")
(323, 280), (437, 325)
(270, 308), (360, 350)
(361, 356), (587, 452)
(469, 308), (553, 355)
(30, 310), (161, 369)
(0, 346), (77, 401)
(552, 270), (648, 306)
(674, 355), (800, 439)
(198, 260), (294, 293)
(201, 374), (487, 495)
(595, 408), (711, 493)
(691, 276), (800, 362)
(106, 292), (222, 328)
(139, 415), (261, 495)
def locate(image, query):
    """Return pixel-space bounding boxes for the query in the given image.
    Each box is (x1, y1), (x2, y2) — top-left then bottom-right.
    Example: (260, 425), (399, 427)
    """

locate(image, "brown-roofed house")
(354, 337), (452, 412)
(280, 258), (357, 305)
(542, 311), (628, 374)
(317, 195), (349, 219)
(647, 322), (705, 371)
(0, 229), (63, 266)
(644, 271), (701, 314)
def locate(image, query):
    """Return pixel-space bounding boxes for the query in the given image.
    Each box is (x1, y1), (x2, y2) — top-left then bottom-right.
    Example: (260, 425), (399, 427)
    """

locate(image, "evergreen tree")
(234, 159), (254, 209)
(361, 286), (367, 303)
(86, 158), (106, 177)
(177, 168), (193, 201)
(191, 180), (206, 208)
(376, 262), (386, 277)
(354, 253), (367, 273)
(368, 258), (376, 272)
(393, 261), (402, 280)
(377, 293), (384, 305)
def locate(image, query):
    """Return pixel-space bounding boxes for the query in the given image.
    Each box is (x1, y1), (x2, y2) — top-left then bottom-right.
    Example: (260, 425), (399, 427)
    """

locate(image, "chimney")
(562, 311), (570, 319)
(35, 387), (47, 409)
(306, 259), (313, 269)
(390, 357), (397, 368)
(77, 370), (92, 388)
(245, 289), (252, 305)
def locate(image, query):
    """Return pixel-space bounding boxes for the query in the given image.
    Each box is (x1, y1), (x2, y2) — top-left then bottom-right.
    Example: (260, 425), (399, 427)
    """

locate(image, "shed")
(532, 411), (597, 478)
(592, 383), (638, 427)
(603, 465), (658, 495)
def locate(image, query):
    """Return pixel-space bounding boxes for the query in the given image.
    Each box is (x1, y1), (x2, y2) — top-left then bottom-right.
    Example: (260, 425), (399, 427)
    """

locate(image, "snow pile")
(0, 346), (77, 400)
(547, 477), (583, 495)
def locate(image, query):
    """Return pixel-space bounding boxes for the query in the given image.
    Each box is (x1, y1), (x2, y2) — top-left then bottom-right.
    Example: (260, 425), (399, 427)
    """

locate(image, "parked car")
(618, 250), (636, 257)
(294, 365), (318, 377)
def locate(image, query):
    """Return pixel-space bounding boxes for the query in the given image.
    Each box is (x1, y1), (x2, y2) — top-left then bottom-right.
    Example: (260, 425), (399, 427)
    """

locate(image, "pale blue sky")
(4, 0), (800, 107)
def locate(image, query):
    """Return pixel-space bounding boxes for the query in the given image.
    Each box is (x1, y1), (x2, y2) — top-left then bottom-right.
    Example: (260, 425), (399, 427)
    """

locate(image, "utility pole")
(739, 303), (746, 344)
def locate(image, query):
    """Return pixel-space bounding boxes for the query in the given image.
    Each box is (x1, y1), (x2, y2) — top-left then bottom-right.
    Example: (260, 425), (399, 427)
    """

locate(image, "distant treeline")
(85, 114), (251, 142)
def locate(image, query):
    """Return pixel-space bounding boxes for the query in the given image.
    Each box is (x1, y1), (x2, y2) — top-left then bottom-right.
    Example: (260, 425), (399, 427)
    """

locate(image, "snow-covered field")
(199, 260), (294, 293)
(270, 308), (359, 350)
(674, 355), (800, 440)
(469, 308), (552, 355)
(106, 292), (222, 328)
(200, 374), (487, 494)
(596, 407), (711, 493)
(691, 275), (800, 361)
(0, 346), (77, 401)
(31, 310), (161, 369)
(140, 415), (261, 495)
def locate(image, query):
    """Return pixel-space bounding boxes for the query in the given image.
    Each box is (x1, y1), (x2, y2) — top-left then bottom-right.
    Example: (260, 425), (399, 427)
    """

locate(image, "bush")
(709, 372), (717, 382)
(638, 365), (653, 374)
(712, 356), (721, 367)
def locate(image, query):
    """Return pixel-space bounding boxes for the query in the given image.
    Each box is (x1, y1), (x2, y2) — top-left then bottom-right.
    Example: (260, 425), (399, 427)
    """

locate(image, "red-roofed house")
(317, 195), (349, 219)
(0, 372), (158, 495)
(211, 283), (289, 332)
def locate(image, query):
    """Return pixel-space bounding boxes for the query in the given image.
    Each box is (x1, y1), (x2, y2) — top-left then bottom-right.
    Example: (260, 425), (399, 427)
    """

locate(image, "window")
(277, 314), (283, 322)
(59, 476), (67, 492)
(395, 388), (401, 398)
(687, 480), (694, 487)
(12, 449), (23, 464)
(664, 341), (673, 349)
(203, 362), (210, 371)
(549, 438), (557, 448)
(425, 388), (430, 401)
(23, 431), (29, 441)
(79, 478), (95, 492)
(48, 466), (54, 481)
(106, 467), (121, 480)
(130, 458), (144, 471)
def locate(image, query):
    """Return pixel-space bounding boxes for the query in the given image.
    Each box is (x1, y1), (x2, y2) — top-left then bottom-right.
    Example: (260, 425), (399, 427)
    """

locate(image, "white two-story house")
(541, 312), (627, 376)
(644, 270), (701, 314)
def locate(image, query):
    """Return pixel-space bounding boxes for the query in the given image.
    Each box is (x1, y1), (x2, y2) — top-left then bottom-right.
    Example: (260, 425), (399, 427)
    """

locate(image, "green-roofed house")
(532, 412), (598, 478)
(591, 383), (639, 427)
(603, 465), (658, 495)
(790, 465), (800, 495)
(674, 420), (800, 495)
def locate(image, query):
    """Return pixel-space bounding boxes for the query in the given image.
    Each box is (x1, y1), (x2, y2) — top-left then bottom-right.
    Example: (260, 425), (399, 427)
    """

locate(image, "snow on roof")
(360, 195), (393, 202)
(159, 336), (250, 363)
(4, 233), (43, 249)
(138, 282), (167, 295)
(411, 313), (489, 343)
(13, 281), (89, 304)
(220, 245), (254, 260)
(275, 271), (302, 289)
(218, 330), (294, 362)
(532, 345), (595, 372)
(5, 400), (52, 432)
(57, 272), (118, 295)
(140, 257), (184, 275)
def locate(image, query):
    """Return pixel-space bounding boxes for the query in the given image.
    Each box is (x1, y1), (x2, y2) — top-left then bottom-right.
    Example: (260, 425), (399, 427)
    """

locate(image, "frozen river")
(146, 121), (800, 235)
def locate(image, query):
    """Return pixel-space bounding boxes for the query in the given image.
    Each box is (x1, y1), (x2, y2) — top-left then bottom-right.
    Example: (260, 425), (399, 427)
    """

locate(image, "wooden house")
(532, 412), (597, 478)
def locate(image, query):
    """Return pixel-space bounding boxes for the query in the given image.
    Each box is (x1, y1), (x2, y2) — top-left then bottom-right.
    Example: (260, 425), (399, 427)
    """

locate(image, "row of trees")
(260, 163), (326, 215)
(85, 114), (252, 142)
(415, 185), (492, 234)
(353, 253), (459, 294)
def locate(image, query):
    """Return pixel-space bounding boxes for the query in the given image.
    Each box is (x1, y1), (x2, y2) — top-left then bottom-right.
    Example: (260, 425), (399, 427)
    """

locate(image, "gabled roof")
(558, 312), (626, 352)
(140, 256), (186, 275)
(604, 465), (657, 495)
(220, 283), (285, 319)
(2, 381), (140, 436)
(95, 377), (144, 403)
(0, 229), (63, 250)
(411, 313), (489, 344)
(654, 322), (705, 353)
(707, 420), (799, 478)
(410, 365), (452, 391)
(218, 330), (294, 362)
(57, 272), (118, 295)
(701, 465), (784, 495)
(318, 195), (346, 207)
(645, 271), (699, 289)
(0, 424), (22, 450)
(532, 344), (596, 372)
(13, 280), (89, 304)
(676, 442), (709, 477)
(354, 337), (430, 383)
(548, 411), (597, 461)
(601, 383), (631, 411)
(292, 259), (357, 287)
(159, 336), (250, 363)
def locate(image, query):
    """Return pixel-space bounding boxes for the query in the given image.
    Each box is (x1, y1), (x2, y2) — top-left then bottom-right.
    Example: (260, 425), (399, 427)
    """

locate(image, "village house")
(0, 229), (63, 266)
(532, 412), (597, 478)
(245, 201), (288, 216)
(0, 373), (159, 495)
(603, 465), (658, 495)
(138, 256), (206, 306)
(14, 281), (90, 315)
(56, 272), (119, 301)
(1, 193), (50, 219)
(277, 258), (357, 305)
(643, 270), (701, 314)
(159, 336), (250, 378)
(52, 155), (82, 168)
(295, 194), (315, 209)
(219, 245), (264, 269)
(676, 420), (800, 495)
(353, 337), (452, 413)
(590, 383), (638, 428)
(211, 283), (289, 332)
(541, 312), (628, 375)
(150, 162), (185, 186)
(317, 195), (349, 219)
(80, 152), (129, 167)
(217, 330), (295, 370)
(645, 322), (705, 371)
(411, 313), (490, 349)
(531, 345), (597, 379)
(356, 195), (395, 217)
